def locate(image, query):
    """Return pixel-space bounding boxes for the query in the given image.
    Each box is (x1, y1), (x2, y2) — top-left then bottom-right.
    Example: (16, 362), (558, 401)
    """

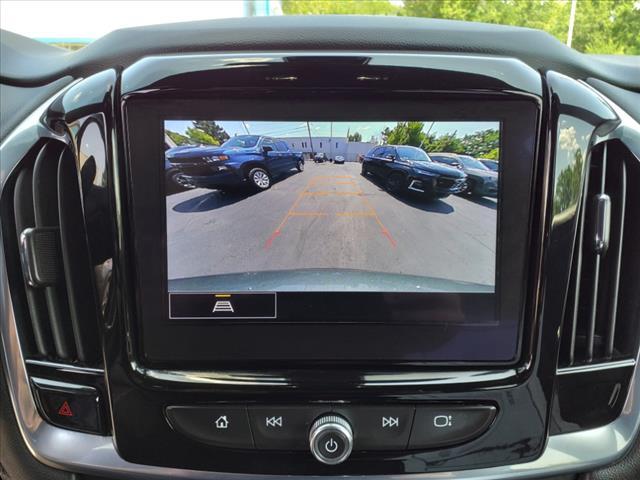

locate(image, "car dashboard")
(1, 15), (640, 480)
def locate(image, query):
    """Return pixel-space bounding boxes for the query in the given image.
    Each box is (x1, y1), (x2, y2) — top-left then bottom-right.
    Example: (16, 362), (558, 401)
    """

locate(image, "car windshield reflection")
(222, 135), (260, 148)
(459, 155), (489, 170)
(396, 146), (432, 162)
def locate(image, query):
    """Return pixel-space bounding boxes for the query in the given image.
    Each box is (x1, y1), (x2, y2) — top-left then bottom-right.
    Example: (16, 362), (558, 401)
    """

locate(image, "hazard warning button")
(32, 377), (104, 434)
(58, 400), (74, 417)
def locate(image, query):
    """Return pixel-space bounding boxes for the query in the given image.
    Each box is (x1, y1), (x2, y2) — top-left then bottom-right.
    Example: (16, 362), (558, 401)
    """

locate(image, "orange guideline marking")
(335, 212), (376, 217)
(289, 212), (329, 217)
(264, 172), (396, 249)
(264, 177), (316, 249)
(302, 191), (362, 196)
(357, 185), (397, 248)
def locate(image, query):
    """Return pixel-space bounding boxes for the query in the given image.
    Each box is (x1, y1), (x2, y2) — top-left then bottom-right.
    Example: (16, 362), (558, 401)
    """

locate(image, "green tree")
(423, 133), (464, 153)
(482, 148), (500, 160)
(402, 0), (639, 55)
(386, 122), (426, 147)
(165, 130), (192, 146)
(185, 127), (218, 145)
(381, 127), (393, 143)
(192, 120), (230, 144)
(282, 0), (399, 15)
(554, 148), (584, 215)
(348, 131), (363, 142)
(571, 0), (640, 54)
(460, 129), (500, 158)
(283, 0), (640, 55)
(402, 0), (569, 40)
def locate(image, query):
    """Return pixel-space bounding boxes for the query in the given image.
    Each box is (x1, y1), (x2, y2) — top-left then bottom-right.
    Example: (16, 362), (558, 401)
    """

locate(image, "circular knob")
(309, 415), (353, 465)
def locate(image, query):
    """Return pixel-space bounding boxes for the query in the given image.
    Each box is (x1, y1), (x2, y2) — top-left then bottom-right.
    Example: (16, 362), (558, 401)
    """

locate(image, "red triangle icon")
(57, 401), (73, 417)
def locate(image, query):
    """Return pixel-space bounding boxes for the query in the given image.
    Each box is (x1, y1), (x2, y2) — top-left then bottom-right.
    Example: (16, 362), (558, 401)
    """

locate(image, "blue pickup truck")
(165, 135), (304, 192)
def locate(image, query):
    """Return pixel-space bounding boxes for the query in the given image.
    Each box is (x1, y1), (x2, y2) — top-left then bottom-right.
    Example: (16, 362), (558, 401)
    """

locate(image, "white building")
(277, 136), (376, 162)
(346, 141), (378, 162)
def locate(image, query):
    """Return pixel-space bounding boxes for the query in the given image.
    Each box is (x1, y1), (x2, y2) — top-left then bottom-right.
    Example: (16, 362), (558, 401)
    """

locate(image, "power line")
(257, 125), (308, 137)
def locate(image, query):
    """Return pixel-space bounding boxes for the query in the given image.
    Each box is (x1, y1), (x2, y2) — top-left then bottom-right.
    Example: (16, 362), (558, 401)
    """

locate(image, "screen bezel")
(124, 93), (538, 368)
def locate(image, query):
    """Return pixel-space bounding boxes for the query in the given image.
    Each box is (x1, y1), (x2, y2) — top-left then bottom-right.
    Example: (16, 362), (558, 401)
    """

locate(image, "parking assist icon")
(212, 300), (234, 313)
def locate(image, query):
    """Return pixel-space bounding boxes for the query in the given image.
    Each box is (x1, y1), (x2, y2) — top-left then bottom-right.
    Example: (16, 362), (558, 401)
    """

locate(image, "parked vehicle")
(430, 152), (498, 198)
(428, 152), (464, 170)
(457, 154), (498, 197)
(165, 157), (192, 194)
(361, 145), (466, 198)
(334, 155), (345, 164)
(314, 152), (328, 163)
(165, 135), (304, 191)
(479, 158), (500, 172)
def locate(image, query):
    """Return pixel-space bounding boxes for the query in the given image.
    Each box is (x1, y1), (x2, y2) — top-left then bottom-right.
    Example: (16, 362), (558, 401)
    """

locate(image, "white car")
(334, 155), (345, 164)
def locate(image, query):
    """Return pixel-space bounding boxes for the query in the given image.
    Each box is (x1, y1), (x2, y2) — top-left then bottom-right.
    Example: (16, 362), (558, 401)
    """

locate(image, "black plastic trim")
(2, 16), (639, 90)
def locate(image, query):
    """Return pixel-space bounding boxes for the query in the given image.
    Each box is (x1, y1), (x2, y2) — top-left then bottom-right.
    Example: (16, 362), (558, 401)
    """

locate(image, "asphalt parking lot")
(166, 162), (497, 287)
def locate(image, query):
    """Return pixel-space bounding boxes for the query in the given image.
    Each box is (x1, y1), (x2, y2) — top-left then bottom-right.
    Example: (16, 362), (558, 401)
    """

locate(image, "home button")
(165, 405), (254, 448)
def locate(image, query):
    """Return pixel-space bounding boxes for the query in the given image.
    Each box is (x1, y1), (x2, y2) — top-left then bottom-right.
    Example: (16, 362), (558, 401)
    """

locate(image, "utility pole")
(567, 0), (577, 48)
(306, 121), (314, 153)
(330, 122), (333, 159)
(419, 122), (436, 150)
(242, 121), (251, 134)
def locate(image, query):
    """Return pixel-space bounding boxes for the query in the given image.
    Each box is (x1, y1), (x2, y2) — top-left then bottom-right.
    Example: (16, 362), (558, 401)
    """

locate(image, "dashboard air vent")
(11, 141), (100, 365)
(559, 140), (638, 367)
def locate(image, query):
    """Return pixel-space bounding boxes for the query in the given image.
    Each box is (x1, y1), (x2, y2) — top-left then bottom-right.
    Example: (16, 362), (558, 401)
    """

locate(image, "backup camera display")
(164, 120), (499, 318)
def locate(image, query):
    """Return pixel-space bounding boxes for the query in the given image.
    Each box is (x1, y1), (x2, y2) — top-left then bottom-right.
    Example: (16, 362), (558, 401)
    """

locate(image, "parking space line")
(308, 175), (355, 181)
(357, 184), (397, 248)
(302, 191), (362, 196)
(289, 212), (329, 217)
(335, 212), (376, 217)
(265, 175), (318, 249)
(264, 169), (396, 249)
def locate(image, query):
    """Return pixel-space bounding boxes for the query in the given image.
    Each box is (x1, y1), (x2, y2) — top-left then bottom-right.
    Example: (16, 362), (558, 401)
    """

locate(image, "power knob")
(309, 415), (353, 465)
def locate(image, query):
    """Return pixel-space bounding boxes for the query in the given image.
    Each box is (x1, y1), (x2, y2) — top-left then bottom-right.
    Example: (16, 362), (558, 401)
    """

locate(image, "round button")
(309, 415), (353, 465)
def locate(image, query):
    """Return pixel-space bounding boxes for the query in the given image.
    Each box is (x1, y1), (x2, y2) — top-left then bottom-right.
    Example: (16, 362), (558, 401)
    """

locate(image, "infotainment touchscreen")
(164, 120), (500, 322)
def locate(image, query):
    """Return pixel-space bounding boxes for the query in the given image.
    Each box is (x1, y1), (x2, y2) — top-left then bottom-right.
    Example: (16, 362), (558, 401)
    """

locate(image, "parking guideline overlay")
(264, 174), (396, 249)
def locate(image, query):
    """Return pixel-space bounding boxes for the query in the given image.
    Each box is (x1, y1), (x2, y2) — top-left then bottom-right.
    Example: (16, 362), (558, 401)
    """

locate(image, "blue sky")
(165, 120), (499, 143)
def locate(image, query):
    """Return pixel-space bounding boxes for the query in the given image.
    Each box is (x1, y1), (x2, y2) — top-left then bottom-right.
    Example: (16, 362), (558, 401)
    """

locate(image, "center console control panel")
(71, 52), (555, 475)
(166, 404), (497, 464)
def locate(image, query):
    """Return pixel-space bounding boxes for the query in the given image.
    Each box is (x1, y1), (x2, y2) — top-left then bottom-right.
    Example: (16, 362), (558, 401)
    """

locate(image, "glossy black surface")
(125, 77), (536, 366)
(120, 52), (542, 97)
(333, 405), (414, 451)
(550, 366), (634, 435)
(248, 405), (327, 450)
(0, 52), (627, 475)
(166, 405), (254, 449)
(408, 405), (497, 449)
(0, 70), (117, 432)
(111, 53), (546, 473)
(31, 377), (105, 435)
